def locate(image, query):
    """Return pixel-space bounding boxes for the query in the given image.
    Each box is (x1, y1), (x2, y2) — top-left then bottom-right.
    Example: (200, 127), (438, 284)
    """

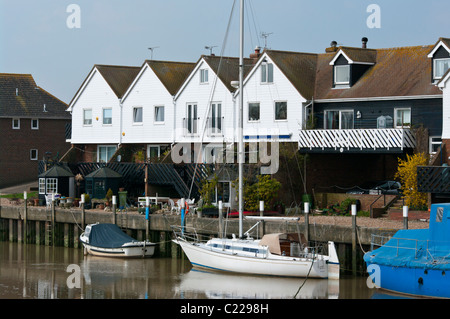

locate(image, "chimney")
(325, 41), (338, 53)
(362, 37), (368, 49)
(250, 46), (262, 64)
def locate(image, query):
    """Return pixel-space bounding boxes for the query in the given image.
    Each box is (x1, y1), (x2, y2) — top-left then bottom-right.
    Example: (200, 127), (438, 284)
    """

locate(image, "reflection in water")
(0, 242), (402, 299)
(176, 269), (339, 299)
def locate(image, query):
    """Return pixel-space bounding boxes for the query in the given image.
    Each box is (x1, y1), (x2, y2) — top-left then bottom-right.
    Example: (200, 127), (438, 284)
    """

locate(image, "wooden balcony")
(298, 128), (415, 153)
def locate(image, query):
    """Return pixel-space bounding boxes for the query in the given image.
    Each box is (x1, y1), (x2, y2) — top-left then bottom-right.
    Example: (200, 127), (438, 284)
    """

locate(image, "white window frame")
(433, 58), (450, 80)
(394, 108), (411, 128)
(30, 149), (38, 160)
(429, 136), (442, 155)
(46, 178), (58, 194)
(200, 69), (209, 83)
(248, 102), (260, 122)
(97, 145), (117, 163)
(133, 106), (143, 124)
(102, 108), (112, 125)
(31, 119), (39, 130)
(261, 63), (274, 83)
(12, 118), (20, 129)
(147, 145), (161, 159)
(334, 65), (350, 85)
(324, 109), (354, 129)
(154, 106), (165, 124)
(186, 103), (198, 135)
(210, 102), (222, 135)
(274, 101), (287, 121)
(83, 109), (92, 126)
(39, 178), (46, 194)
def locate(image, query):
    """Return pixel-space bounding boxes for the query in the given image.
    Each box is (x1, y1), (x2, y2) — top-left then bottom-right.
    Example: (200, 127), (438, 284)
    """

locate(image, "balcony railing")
(298, 128), (415, 153)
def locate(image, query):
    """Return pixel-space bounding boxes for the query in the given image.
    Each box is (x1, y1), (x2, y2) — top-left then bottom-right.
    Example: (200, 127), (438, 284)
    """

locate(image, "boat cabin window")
(85, 226), (91, 237)
(436, 207), (444, 222)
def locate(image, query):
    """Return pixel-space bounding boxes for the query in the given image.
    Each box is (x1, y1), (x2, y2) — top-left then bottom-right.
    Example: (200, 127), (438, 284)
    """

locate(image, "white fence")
(298, 128), (415, 151)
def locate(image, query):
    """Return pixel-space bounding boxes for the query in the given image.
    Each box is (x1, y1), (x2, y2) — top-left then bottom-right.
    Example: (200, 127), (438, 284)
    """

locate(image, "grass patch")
(0, 191), (38, 199)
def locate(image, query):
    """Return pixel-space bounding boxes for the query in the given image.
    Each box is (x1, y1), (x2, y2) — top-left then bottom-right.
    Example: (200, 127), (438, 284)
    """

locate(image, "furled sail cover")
(88, 223), (137, 248)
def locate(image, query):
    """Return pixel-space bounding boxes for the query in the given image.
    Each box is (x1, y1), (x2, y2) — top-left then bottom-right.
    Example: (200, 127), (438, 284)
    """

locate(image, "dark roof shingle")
(0, 73), (69, 118)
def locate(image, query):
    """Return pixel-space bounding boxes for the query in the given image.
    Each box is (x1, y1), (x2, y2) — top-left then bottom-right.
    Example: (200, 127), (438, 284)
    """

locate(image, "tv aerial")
(148, 46), (159, 60)
(205, 46), (218, 55)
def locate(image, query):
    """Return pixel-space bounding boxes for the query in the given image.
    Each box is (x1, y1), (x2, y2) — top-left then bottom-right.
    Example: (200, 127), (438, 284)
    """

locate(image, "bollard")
(112, 195), (117, 224)
(218, 201), (223, 238)
(81, 194), (85, 230)
(145, 196), (150, 240)
(304, 202), (310, 243)
(180, 198), (186, 235)
(403, 206), (409, 229)
(351, 204), (357, 274)
(259, 201), (265, 237)
(23, 191), (27, 244)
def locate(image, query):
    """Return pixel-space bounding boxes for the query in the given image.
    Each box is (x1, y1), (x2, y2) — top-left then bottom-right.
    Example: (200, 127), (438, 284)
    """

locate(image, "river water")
(0, 242), (407, 300)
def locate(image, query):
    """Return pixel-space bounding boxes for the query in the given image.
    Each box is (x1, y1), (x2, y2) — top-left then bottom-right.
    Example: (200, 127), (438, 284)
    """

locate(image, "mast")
(238, 0), (244, 238)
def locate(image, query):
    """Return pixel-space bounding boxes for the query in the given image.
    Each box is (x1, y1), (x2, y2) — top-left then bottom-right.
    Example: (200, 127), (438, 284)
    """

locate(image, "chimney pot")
(362, 37), (368, 49)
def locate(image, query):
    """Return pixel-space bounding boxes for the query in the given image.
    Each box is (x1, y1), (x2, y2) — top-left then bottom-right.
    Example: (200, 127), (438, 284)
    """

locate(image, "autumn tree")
(395, 153), (428, 209)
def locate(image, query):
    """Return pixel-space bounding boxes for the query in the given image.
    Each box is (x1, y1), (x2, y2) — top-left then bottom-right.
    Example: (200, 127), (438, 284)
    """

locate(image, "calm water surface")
(0, 242), (406, 299)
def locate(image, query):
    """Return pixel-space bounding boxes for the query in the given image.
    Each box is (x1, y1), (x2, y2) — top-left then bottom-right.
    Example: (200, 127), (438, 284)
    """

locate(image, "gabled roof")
(85, 167), (122, 178)
(202, 55), (254, 92)
(264, 50), (318, 100)
(145, 60), (196, 95)
(38, 165), (74, 178)
(427, 37), (450, 58)
(68, 64), (140, 110)
(0, 73), (69, 119)
(314, 45), (442, 100)
(329, 47), (377, 65)
(95, 65), (141, 98)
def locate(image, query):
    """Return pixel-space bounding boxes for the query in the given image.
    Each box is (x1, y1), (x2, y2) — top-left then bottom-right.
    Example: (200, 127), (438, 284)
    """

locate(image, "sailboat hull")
(175, 237), (331, 278)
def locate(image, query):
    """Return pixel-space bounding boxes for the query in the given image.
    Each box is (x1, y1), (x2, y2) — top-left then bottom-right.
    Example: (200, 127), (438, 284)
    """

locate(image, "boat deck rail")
(370, 234), (450, 262)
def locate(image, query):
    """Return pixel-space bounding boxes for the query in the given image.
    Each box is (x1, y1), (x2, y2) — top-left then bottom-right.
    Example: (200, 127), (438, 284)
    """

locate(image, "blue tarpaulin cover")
(364, 204), (450, 270)
(88, 223), (137, 248)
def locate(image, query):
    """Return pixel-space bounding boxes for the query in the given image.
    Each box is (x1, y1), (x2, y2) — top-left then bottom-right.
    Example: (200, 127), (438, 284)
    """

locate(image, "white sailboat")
(173, 0), (339, 279)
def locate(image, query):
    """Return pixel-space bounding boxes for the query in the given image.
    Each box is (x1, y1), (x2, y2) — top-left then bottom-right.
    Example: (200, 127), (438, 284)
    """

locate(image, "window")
(395, 108), (411, 127)
(46, 178), (58, 194)
(334, 65), (350, 85)
(210, 103), (222, 134)
(216, 181), (230, 204)
(200, 69), (208, 83)
(429, 136), (442, 154)
(103, 108), (112, 125)
(147, 145), (160, 159)
(39, 178), (46, 194)
(248, 103), (260, 121)
(275, 102), (287, 120)
(434, 58), (450, 80)
(97, 145), (117, 163)
(324, 110), (354, 129)
(83, 109), (92, 125)
(12, 118), (20, 129)
(187, 104), (198, 135)
(261, 63), (274, 83)
(133, 107), (143, 123)
(31, 119), (39, 130)
(155, 106), (165, 123)
(30, 149), (38, 160)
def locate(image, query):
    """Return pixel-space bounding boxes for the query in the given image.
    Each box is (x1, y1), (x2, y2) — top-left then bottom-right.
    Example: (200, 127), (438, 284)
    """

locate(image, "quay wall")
(0, 204), (398, 275)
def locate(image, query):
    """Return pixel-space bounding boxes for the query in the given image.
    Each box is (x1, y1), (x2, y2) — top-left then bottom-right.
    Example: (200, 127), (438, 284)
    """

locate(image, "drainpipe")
(119, 100), (123, 146)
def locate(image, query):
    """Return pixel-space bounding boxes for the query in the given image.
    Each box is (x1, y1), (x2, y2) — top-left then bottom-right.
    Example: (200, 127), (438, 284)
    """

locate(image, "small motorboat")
(80, 223), (155, 258)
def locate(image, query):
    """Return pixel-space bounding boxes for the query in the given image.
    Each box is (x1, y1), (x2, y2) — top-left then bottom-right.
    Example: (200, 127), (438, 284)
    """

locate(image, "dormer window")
(433, 58), (450, 80)
(334, 65), (350, 86)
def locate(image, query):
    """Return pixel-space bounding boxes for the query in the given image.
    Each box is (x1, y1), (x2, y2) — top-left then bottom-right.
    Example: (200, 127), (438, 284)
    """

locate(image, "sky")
(1, 0), (450, 104)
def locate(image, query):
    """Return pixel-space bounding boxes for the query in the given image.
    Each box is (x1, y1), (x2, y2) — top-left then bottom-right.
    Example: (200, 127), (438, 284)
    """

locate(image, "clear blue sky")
(1, 0), (449, 104)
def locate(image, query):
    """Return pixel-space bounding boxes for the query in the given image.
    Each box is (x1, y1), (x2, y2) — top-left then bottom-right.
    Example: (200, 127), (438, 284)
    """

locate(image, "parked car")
(346, 181), (401, 195)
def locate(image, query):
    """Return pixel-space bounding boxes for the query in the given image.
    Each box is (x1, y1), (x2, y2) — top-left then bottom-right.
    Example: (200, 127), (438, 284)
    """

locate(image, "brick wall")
(0, 118), (71, 188)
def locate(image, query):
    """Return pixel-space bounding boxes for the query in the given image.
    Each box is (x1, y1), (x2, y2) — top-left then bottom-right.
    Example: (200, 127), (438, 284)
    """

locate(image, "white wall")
(70, 69), (121, 145)
(121, 65), (175, 144)
(174, 59), (236, 145)
(241, 54), (306, 143)
(441, 77), (450, 139)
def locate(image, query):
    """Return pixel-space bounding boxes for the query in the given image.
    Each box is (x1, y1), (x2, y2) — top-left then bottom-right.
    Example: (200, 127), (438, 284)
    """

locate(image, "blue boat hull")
(366, 263), (450, 298)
